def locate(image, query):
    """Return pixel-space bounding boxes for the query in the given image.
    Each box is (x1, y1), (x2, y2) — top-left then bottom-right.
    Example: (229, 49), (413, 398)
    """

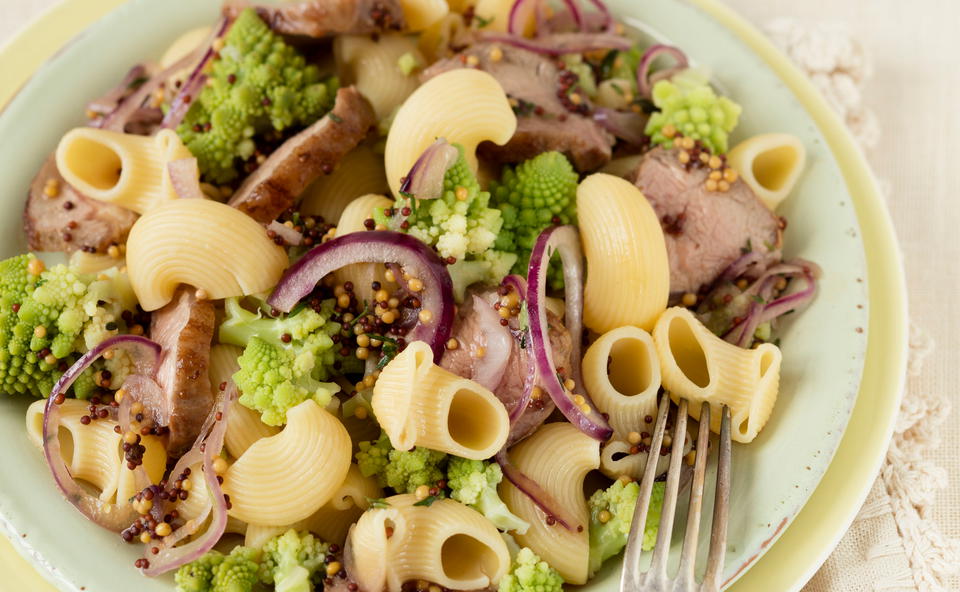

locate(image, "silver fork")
(619, 391), (732, 592)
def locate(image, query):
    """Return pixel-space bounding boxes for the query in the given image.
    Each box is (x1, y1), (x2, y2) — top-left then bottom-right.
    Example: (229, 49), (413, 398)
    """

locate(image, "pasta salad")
(5, 0), (821, 590)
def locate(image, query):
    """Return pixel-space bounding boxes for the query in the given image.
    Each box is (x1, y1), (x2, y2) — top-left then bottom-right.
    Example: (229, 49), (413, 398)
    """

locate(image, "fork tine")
(619, 391), (672, 592)
(648, 398), (688, 580)
(674, 402), (712, 590)
(701, 405), (732, 592)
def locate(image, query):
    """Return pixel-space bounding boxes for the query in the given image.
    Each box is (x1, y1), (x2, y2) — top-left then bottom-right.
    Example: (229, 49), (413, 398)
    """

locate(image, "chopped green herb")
(328, 112), (343, 123)
(367, 497), (391, 509)
(413, 495), (441, 507)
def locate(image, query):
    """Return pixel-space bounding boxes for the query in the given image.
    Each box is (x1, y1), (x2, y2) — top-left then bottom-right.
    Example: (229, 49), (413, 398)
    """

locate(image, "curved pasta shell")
(578, 173), (669, 333)
(727, 133), (806, 211)
(348, 494), (510, 592)
(223, 400), (352, 525)
(209, 344), (279, 459)
(335, 35), (425, 121)
(474, 0), (536, 34)
(652, 307), (782, 443)
(400, 0), (449, 31)
(373, 341), (509, 459)
(125, 198), (288, 311)
(333, 194), (395, 304)
(56, 128), (192, 214)
(385, 69), (517, 198)
(582, 326), (661, 438)
(300, 144), (390, 223)
(499, 423), (599, 584)
(337, 194), (394, 235)
(418, 13), (470, 62)
(160, 26), (211, 68)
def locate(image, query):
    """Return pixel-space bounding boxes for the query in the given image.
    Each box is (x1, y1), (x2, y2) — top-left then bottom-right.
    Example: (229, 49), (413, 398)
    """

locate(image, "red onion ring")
(470, 294), (513, 392)
(87, 64), (153, 120)
(168, 158), (205, 199)
(142, 383), (235, 575)
(526, 227), (611, 441)
(480, 32), (633, 56)
(160, 17), (232, 130)
(584, 0), (613, 32)
(636, 44), (689, 99)
(495, 449), (581, 531)
(399, 139), (460, 201)
(592, 107), (649, 146)
(42, 336), (161, 532)
(267, 231), (455, 361)
(267, 220), (304, 246)
(508, 0), (535, 36)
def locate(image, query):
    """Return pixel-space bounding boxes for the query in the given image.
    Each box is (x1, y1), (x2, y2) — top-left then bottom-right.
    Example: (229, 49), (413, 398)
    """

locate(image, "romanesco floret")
(498, 547), (564, 592)
(177, 8), (339, 183)
(212, 546), (261, 592)
(0, 254), (137, 399)
(645, 69), (741, 154)
(220, 297), (341, 426)
(587, 479), (665, 576)
(260, 529), (330, 592)
(447, 457), (529, 534)
(174, 549), (225, 592)
(379, 144), (516, 299)
(490, 151), (579, 290)
(356, 431), (447, 493)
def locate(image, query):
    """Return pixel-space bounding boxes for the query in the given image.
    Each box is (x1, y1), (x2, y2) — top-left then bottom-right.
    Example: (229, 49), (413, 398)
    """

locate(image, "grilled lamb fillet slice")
(228, 86), (376, 223)
(627, 146), (782, 293)
(147, 287), (216, 456)
(422, 43), (615, 172)
(23, 154), (137, 253)
(223, 0), (404, 37)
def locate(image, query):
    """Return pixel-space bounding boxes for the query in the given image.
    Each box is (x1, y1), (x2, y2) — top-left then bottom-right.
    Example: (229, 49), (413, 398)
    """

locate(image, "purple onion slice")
(593, 107), (649, 146)
(267, 220), (304, 246)
(398, 138), (459, 201)
(267, 231), (455, 361)
(526, 226), (612, 441)
(42, 336), (161, 532)
(495, 449), (581, 532)
(636, 44), (689, 99)
(160, 17), (233, 130)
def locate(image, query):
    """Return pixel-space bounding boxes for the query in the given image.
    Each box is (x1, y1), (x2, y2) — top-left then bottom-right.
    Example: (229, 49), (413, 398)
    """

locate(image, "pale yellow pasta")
(332, 194), (396, 304)
(244, 464), (382, 547)
(577, 173), (669, 333)
(582, 326), (660, 438)
(385, 69), (517, 198)
(337, 194), (394, 235)
(499, 423), (599, 584)
(299, 144), (390, 222)
(125, 198), (288, 310)
(335, 35), (425, 120)
(598, 154), (643, 178)
(348, 494), (510, 592)
(223, 400), (352, 525)
(474, 0), (536, 34)
(56, 128), (191, 214)
(652, 307), (782, 443)
(418, 13), (471, 62)
(160, 26), (211, 68)
(208, 344), (279, 459)
(727, 133), (807, 211)
(400, 0), (449, 31)
(373, 341), (509, 459)
(594, 78), (636, 110)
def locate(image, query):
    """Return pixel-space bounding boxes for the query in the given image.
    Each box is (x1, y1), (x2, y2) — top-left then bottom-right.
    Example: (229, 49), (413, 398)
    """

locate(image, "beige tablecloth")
(1, 0), (958, 590)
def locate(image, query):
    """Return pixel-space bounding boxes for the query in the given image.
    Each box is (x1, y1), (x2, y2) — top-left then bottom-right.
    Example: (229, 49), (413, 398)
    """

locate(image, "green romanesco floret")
(498, 547), (564, 592)
(379, 144), (516, 299)
(0, 254), (137, 399)
(490, 151), (579, 290)
(212, 545), (261, 592)
(587, 479), (665, 576)
(260, 529), (330, 592)
(645, 69), (741, 154)
(220, 297), (341, 426)
(175, 549), (225, 592)
(447, 457), (529, 534)
(177, 8), (339, 183)
(356, 431), (447, 493)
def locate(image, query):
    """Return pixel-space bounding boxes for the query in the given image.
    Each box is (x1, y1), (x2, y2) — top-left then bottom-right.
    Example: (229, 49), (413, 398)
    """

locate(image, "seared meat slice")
(148, 287), (216, 456)
(441, 290), (573, 446)
(628, 147), (782, 293)
(223, 0), (404, 37)
(422, 43), (614, 172)
(228, 86), (376, 223)
(23, 154), (137, 253)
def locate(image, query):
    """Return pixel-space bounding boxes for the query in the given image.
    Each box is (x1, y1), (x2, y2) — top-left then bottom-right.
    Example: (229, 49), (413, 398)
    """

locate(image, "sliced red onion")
(497, 275), (535, 424)
(399, 139), (460, 201)
(161, 17), (232, 130)
(758, 272), (816, 323)
(168, 158), (205, 200)
(470, 294), (513, 392)
(267, 220), (304, 246)
(559, 0), (584, 31)
(636, 44), (689, 99)
(584, 0), (613, 32)
(495, 449), (581, 531)
(42, 336), (161, 532)
(526, 226), (611, 441)
(720, 250), (775, 282)
(593, 107), (649, 146)
(480, 32), (632, 56)
(142, 383), (234, 575)
(87, 64), (153, 120)
(267, 231), (455, 361)
(508, 0), (535, 35)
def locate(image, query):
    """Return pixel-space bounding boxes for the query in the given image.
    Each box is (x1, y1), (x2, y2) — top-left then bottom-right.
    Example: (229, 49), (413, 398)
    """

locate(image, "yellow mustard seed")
(682, 292), (698, 307)
(356, 347), (370, 360)
(418, 309), (433, 323)
(213, 457), (229, 475)
(33, 325), (47, 339)
(563, 378), (576, 391)
(140, 532), (152, 544)
(708, 155), (722, 169)
(455, 186), (469, 201)
(107, 245), (121, 259)
(709, 170), (722, 181)
(661, 124), (677, 139)
(718, 180), (731, 192)
(355, 406), (369, 420)
(466, 55), (479, 67)
(705, 179), (719, 192)
(408, 278), (424, 292)
(27, 257), (45, 276)
(682, 137), (695, 150)
(446, 338), (459, 350)
(415, 484), (430, 501)
(357, 334), (370, 348)
(489, 46), (503, 62)
(337, 294), (351, 308)
(155, 522), (172, 537)
(326, 562), (342, 577)
(678, 150), (691, 164)
(598, 510), (612, 524)
(573, 394), (585, 406)
(627, 431), (642, 444)
(723, 167), (738, 183)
